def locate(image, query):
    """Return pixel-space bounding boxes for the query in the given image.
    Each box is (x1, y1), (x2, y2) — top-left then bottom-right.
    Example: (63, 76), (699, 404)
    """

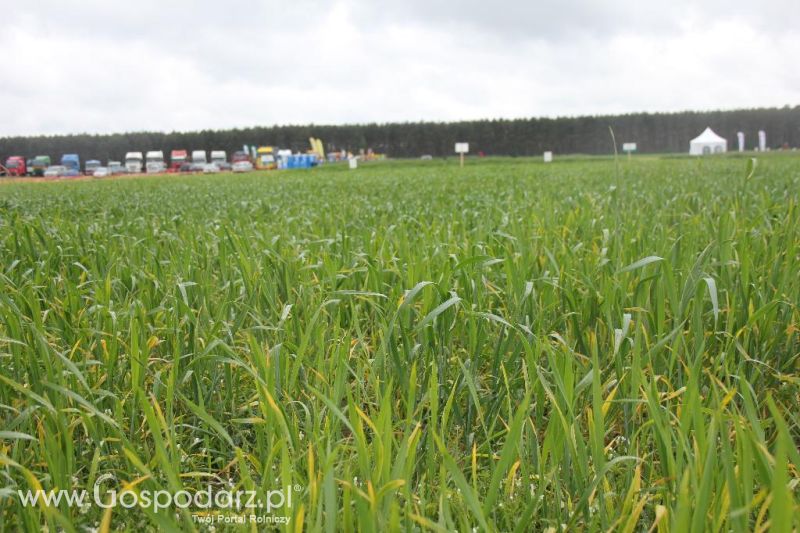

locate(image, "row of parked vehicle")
(1, 154), (80, 177)
(1, 146), (324, 178)
(126, 150), (245, 174)
(1, 150), (247, 178)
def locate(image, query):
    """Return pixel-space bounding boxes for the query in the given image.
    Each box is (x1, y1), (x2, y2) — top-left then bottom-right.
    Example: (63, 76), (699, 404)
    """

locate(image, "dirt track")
(0, 170), (236, 185)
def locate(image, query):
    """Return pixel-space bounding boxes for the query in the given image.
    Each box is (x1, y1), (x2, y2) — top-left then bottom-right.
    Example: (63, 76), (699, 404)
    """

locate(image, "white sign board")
(622, 142), (637, 152)
(543, 151), (553, 163)
(348, 157), (358, 170)
(454, 143), (469, 154)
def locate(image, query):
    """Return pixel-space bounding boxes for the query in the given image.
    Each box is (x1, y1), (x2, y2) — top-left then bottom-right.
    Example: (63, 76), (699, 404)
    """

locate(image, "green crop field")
(1, 155), (798, 532)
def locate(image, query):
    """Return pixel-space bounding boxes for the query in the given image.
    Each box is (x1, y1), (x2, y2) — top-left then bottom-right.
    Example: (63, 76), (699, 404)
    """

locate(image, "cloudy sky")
(2, 0), (798, 136)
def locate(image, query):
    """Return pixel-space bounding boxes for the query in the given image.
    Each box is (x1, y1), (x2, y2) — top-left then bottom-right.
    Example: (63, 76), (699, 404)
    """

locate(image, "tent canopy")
(691, 127), (726, 144)
(689, 127), (727, 155)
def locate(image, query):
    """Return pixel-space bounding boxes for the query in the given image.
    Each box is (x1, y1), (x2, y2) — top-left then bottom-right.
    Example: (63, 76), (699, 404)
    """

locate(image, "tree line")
(1, 106), (798, 163)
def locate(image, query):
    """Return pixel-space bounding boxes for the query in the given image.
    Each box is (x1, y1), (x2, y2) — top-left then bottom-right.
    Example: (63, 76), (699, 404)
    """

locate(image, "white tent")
(689, 127), (727, 155)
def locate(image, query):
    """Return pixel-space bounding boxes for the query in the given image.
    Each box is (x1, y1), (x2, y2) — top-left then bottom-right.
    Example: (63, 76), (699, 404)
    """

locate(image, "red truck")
(170, 150), (188, 172)
(3, 156), (27, 176)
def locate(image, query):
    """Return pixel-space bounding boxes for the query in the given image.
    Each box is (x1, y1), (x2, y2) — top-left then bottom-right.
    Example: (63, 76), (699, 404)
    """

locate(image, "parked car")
(108, 161), (126, 175)
(202, 163), (220, 174)
(232, 160), (254, 173)
(179, 162), (194, 173)
(84, 159), (101, 176)
(93, 167), (111, 178)
(44, 165), (67, 178)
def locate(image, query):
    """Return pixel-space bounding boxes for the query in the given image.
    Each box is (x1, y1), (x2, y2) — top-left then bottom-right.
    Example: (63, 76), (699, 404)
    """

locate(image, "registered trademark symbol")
(293, 484), (302, 492)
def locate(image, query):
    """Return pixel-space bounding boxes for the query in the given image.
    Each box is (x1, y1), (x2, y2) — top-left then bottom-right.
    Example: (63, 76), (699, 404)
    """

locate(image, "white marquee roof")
(690, 127), (726, 144)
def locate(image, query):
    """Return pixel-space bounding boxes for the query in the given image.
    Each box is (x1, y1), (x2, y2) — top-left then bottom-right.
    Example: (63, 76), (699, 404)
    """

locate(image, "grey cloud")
(0, 0), (797, 136)
(348, 0), (799, 42)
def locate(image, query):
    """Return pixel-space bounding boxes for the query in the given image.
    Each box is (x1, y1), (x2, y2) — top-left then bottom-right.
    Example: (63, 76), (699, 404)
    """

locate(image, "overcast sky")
(2, 0), (798, 137)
